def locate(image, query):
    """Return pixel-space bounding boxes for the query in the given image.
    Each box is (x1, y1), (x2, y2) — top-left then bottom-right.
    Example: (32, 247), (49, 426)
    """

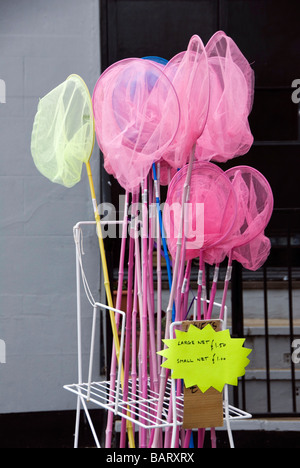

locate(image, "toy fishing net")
(92, 58), (180, 193)
(163, 161), (237, 260)
(195, 31), (254, 163)
(31, 74), (94, 188)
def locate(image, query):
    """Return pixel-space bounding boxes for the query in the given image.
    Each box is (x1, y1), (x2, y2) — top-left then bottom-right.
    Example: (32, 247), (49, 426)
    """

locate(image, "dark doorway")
(99, 0), (300, 418)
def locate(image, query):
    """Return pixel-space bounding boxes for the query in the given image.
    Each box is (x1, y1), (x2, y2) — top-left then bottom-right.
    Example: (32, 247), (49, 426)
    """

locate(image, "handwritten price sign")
(158, 323), (251, 393)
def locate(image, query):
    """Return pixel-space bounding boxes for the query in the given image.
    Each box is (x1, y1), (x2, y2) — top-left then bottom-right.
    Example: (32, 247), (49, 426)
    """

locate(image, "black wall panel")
(100, 0), (300, 213)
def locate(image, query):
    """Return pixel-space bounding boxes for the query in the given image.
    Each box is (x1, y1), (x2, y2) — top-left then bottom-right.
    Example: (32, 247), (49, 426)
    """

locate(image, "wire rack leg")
(73, 394), (101, 448)
(74, 395), (81, 448)
(224, 385), (234, 448)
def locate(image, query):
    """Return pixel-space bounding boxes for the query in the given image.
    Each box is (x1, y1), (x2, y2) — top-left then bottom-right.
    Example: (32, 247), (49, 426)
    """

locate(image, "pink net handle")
(92, 58), (181, 192)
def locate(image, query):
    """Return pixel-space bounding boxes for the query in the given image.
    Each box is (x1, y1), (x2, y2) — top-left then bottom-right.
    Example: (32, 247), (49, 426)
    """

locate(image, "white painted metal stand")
(64, 221), (251, 448)
(65, 220), (126, 448)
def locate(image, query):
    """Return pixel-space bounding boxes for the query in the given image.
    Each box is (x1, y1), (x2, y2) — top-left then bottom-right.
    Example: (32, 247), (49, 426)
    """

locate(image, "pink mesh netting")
(163, 161), (237, 260)
(92, 58), (180, 192)
(155, 160), (177, 186)
(204, 166), (274, 270)
(195, 31), (255, 164)
(228, 166), (273, 270)
(232, 232), (271, 271)
(161, 35), (210, 170)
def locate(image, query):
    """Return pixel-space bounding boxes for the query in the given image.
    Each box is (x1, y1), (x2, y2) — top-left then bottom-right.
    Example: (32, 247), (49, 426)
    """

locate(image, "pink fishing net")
(162, 35), (210, 170)
(163, 161), (237, 260)
(92, 58), (180, 192)
(233, 232), (271, 271)
(227, 166), (273, 270)
(204, 166), (274, 270)
(195, 31), (255, 164)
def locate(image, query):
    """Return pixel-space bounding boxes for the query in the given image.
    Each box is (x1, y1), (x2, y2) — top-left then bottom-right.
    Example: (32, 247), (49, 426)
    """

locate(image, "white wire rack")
(65, 221), (252, 448)
(64, 377), (251, 430)
(64, 378), (184, 430)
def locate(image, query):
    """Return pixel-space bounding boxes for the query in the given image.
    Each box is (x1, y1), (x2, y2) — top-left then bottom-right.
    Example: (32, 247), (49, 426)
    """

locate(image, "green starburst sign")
(158, 324), (251, 393)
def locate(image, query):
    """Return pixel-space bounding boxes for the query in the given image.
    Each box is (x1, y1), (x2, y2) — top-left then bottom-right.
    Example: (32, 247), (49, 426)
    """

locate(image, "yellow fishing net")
(31, 74), (95, 188)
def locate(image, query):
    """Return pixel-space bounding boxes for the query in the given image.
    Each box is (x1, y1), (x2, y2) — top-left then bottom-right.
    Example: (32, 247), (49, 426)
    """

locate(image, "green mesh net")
(31, 74), (95, 188)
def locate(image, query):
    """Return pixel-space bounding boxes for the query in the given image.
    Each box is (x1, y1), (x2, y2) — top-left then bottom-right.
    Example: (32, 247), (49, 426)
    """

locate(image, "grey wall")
(0, 0), (102, 413)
